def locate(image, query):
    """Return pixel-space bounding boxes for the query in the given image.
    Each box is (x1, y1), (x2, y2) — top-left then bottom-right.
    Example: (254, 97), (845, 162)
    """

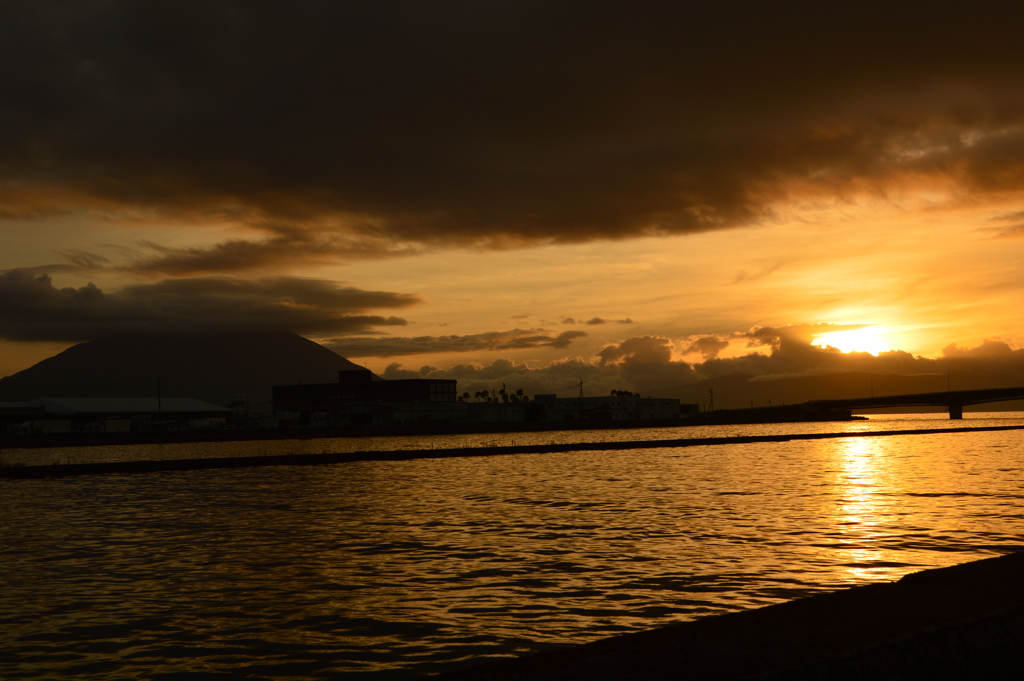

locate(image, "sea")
(3, 412), (1024, 679)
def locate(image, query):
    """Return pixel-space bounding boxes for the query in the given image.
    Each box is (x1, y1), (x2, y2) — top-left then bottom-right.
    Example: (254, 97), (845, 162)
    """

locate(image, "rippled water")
(3, 413), (1024, 679)
(6, 410), (1024, 466)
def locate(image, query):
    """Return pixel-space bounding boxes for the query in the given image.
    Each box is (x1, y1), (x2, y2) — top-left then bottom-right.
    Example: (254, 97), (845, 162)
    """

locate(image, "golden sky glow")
(3, 2), (1024, 396)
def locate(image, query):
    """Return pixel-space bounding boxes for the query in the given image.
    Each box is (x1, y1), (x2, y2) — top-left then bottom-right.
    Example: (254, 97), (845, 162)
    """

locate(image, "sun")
(813, 326), (889, 355)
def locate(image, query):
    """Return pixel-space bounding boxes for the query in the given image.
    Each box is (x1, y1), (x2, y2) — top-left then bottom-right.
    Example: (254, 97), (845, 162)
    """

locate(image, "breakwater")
(0, 407), (855, 450)
(5, 423), (1024, 478)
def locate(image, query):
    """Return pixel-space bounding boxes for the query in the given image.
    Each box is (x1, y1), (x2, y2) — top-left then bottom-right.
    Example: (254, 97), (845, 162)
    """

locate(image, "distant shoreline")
(4, 423), (1023, 479)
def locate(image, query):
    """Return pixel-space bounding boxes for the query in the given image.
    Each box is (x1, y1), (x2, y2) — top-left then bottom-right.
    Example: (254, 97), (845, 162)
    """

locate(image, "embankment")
(434, 551), (1024, 680)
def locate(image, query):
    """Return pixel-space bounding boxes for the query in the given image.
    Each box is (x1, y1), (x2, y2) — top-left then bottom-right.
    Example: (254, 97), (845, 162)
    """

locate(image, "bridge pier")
(948, 404), (963, 420)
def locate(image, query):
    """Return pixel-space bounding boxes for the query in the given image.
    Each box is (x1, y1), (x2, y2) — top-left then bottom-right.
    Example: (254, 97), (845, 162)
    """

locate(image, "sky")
(3, 1), (1024, 398)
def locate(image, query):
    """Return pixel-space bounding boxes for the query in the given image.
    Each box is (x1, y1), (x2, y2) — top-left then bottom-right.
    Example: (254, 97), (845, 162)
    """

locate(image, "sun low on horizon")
(812, 327), (893, 356)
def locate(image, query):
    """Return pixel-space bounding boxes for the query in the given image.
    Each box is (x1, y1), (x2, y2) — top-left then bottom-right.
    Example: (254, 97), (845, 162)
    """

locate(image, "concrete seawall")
(433, 552), (1024, 680)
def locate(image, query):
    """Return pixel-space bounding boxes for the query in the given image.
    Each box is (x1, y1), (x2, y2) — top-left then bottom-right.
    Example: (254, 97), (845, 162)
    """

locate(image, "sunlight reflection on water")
(827, 435), (901, 582)
(3, 414), (1024, 679)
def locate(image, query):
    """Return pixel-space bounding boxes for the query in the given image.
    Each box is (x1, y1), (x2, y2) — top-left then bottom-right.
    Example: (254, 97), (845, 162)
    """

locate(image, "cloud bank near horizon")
(4, 2), (1024, 275)
(3, 270), (1022, 399)
(381, 331), (1024, 399)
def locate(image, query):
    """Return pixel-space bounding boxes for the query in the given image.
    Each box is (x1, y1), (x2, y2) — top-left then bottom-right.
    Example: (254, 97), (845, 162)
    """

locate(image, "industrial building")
(272, 369), (459, 426)
(271, 370), (698, 427)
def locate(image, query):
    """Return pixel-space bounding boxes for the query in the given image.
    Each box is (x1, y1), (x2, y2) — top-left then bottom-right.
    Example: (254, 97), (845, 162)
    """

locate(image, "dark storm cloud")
(0, 270), (418, 341)
(3, 1), (1024, 269)
(323, 329), (587, 358)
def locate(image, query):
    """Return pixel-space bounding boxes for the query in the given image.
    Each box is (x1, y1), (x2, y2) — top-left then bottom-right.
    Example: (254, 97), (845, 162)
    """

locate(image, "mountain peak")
(0, 330), (367, 410)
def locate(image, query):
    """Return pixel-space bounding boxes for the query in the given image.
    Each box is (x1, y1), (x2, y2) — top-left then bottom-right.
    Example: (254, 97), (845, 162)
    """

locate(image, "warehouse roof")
(1, 398), (231, 415)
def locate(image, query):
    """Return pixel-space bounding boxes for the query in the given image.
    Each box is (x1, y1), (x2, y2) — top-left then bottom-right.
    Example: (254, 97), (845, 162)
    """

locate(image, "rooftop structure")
(272, 370), (458, 426)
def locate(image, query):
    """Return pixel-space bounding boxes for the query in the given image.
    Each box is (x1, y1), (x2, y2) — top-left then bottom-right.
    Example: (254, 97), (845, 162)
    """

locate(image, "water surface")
(3, 413), (1023, 679)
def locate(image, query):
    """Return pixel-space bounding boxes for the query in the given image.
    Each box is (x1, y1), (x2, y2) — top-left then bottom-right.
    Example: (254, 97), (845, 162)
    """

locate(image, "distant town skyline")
(3, 2), (1024, 396)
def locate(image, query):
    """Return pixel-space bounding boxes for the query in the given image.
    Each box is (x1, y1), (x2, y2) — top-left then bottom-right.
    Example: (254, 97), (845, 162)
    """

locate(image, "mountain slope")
(0, 330), (368, 411)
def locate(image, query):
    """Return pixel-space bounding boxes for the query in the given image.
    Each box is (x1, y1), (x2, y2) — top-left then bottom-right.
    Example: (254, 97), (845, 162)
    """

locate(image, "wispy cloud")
(584, 317), (634, 325)
(323, 329), (588, 358)
(731, 263), (782, 284)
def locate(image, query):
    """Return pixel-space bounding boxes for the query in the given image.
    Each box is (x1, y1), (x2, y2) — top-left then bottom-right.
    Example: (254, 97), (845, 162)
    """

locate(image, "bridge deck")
(807, 386), (1024, 419)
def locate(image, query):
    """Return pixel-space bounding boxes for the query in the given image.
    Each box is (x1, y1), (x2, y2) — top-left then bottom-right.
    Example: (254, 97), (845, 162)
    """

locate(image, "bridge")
(807, 386), (1024, 419)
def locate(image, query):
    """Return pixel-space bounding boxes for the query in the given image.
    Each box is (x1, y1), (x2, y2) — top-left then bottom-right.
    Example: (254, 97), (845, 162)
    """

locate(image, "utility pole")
(709, 388), (714, 413)
(577, 380), (583, 420)
(157, 377), (162, 415)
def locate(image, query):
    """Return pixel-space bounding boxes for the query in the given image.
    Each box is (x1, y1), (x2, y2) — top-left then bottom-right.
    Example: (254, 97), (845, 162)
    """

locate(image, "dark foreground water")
(3, 413), (1024, 679)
